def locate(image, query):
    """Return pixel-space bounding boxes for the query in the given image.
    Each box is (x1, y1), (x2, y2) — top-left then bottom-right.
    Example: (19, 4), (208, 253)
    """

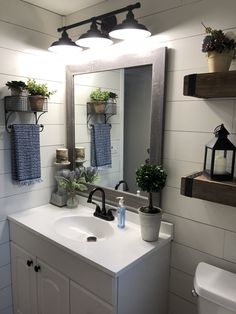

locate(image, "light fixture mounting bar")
(57, 2), (141, 33)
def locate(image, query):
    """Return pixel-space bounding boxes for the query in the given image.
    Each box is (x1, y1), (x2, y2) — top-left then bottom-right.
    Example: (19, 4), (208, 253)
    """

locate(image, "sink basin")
(53, 215), (114, 242)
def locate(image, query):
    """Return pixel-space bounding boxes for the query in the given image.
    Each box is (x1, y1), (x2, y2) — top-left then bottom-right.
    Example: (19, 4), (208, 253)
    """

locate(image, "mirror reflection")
(74, 65), (152, 194)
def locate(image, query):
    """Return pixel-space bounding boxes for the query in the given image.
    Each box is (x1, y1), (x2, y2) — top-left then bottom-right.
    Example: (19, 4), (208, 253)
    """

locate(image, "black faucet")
(115, 180), (129, 191)
(87, 187), (114, 221)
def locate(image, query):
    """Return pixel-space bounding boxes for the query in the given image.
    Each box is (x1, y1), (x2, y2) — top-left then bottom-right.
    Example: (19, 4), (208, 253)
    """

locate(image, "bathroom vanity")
(8, 203), (172, 314)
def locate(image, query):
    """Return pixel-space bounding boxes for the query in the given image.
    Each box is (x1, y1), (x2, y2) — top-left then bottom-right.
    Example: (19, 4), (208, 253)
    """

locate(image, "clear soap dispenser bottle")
(116, 197), (126, 229)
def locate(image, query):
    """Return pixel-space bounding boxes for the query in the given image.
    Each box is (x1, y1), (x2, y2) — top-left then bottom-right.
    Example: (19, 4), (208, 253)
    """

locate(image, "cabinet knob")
(34, 265), (41, 272)
(26, 260), (33, 267)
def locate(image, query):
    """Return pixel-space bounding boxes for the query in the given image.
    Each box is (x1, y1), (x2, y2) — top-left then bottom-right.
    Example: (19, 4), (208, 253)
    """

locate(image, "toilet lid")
(194, 262), (236, 312)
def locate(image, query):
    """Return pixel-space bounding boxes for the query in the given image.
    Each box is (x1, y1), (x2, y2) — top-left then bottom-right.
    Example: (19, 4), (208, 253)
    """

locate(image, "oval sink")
(53, 215), (114, 242)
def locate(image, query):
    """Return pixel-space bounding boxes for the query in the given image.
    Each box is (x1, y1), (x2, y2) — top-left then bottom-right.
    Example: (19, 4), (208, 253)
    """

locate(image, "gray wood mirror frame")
(66, 46), (167, 211)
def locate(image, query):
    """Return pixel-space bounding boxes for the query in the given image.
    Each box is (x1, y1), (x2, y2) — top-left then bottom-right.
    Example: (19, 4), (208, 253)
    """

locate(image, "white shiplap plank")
(169, 268), (196, 304)
(0, 187), (52, 222)
(171, 242), (236, 277)
(224, 231), (236, 264)
(162, 186), (236, 233)
(163, 213), (225, 258)
(168, 292), (197, 314)
(165, 99), (234, 133)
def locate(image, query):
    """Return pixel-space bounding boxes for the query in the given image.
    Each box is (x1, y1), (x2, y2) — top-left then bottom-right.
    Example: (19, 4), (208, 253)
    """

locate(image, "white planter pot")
(138, 208), (162, 242)
(207, 50), (234, 72)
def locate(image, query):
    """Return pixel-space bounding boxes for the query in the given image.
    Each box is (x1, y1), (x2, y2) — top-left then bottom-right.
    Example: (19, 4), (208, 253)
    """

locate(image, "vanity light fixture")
(76, 19), (113, 48)
(109, 10), (151, 40)
(48, 2), (151, 53)
(48, 30), (82, 53)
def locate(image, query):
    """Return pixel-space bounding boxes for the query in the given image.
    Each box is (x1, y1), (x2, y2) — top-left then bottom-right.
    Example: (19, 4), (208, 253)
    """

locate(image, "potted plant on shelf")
(26, 79), (56, 111)
(202, 23), (236, 72)
(6, 80), (27, 96)
(136, 163), (167, 242)
(89, 88), (110, 113)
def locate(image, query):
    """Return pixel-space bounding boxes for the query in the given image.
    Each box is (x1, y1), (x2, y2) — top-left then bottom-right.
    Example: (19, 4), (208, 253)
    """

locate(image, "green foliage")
(136, 164), (167, 193)
(202, 23), (236, 53)
(55, 169), (87, 194)
(136, 164), (167, 213)
(6, 80), (27, 92)
(109, 92), (118, 99)
(26, 79), (56, 98)
(90, 88), (110, 102)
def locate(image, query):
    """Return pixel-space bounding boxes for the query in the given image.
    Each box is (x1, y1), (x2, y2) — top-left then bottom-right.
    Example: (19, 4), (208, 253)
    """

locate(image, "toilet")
(193, 262), (236, 314)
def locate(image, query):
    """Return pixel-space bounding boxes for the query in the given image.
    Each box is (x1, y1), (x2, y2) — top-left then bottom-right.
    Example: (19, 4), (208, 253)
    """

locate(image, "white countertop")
(8, 202), (172, 275)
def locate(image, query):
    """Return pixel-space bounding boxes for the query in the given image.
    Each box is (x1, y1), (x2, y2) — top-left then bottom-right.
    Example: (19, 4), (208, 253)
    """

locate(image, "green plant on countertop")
(136, 164), (167, 214)
(202, 23), (236, 53)
(26, 79), (56, 98)
(6, 80), (27, 93)
(90, 88), (110, 102)
(55, 169), (88, 196)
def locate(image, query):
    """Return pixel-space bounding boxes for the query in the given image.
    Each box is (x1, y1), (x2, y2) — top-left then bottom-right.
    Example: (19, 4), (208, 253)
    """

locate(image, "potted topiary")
(26, 79), (56, 111)
(136, 163), (167, 242)
(202, 23), (236, 72)
(6, 80), (27, 96)
(89, 88), (110, 113)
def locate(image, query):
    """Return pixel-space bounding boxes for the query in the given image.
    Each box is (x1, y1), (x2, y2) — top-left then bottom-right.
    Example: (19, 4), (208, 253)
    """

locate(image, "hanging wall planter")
(207, 50), (234, 72)
(28, 96), (46, 111)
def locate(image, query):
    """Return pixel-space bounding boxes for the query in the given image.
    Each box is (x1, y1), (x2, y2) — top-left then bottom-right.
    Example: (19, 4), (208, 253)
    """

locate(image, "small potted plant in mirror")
(89, 88), (110, 113)
(136, 164), (167, 242)
(26, 79), (56, 111)
(202, 23), (236, 72)
(6, 80), (27, 96)
(106, 91), (118, 114)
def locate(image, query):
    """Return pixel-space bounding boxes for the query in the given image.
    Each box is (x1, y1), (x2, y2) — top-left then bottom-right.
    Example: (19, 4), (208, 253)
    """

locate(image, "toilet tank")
(194, 262), (236, 314)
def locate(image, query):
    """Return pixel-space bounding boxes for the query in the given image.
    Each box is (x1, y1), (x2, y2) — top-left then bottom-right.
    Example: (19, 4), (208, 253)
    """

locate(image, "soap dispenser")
(116, 197), (126, 229)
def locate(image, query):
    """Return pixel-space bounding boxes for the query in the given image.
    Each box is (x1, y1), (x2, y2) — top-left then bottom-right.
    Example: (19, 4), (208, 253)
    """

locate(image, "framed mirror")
(66, 47), (167, 210)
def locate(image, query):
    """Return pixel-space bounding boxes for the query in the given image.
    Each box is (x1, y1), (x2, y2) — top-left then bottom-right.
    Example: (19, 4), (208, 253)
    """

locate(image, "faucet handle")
(106, 209), (114, 221)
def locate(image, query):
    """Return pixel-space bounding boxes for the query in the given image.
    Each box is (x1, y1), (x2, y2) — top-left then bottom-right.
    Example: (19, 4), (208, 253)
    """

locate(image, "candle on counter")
(56, 148), (68, 164)
(75, 147), (85, 161)
(214, 155), (227, 174)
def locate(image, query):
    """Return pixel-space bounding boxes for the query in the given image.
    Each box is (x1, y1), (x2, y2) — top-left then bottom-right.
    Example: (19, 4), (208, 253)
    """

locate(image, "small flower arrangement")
(202, 23), (236, 53)
(55, 169), (87, 196)
(55, 167), (98, 195)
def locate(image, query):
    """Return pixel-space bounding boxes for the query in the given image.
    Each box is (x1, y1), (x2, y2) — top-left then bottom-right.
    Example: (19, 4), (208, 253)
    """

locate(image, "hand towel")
(11, 124), (42, 185)
(91, 124), (112, 169)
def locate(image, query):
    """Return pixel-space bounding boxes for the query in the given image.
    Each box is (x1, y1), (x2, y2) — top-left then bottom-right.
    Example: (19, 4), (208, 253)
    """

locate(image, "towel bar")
(5, 111), (45, 133)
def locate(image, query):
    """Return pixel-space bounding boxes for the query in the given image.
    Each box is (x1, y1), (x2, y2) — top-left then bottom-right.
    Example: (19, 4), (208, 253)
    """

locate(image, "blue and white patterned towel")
(11, 124), (42, 185)
(91, 124), (112, 169)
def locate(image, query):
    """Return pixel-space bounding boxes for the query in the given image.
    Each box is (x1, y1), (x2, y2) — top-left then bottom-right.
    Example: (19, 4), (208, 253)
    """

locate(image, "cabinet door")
(37, 259), (69, 314)
(11, 243), (38, 314)
(70, 281), (113, 314)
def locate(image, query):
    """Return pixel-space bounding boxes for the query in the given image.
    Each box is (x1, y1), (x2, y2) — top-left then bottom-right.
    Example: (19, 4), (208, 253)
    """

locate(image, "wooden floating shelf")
(183, 70), (236, 98)
(181, 171), (236, 207)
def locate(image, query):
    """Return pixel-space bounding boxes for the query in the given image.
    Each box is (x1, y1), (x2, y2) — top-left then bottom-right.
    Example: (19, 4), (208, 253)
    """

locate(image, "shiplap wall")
(0, 1), (64, 312)
(66, 1), (236, 313)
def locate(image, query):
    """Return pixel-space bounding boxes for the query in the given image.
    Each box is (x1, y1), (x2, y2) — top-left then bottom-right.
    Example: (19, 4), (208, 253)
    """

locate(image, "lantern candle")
(214, 155), (227, 174)
(56, 148), (68, 163)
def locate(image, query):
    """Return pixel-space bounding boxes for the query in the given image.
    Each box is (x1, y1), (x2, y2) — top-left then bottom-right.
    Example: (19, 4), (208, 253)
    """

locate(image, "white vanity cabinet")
(11, 243), (69, 314)
(8, 205), (172, 314)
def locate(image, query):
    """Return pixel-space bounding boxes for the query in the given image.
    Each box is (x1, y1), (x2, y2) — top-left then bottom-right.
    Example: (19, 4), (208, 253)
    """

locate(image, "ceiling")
(21, 0), (107, 15)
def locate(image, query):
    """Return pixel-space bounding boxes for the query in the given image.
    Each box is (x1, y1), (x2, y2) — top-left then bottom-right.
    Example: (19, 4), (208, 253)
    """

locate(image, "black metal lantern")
(203, 124), (236, 181)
